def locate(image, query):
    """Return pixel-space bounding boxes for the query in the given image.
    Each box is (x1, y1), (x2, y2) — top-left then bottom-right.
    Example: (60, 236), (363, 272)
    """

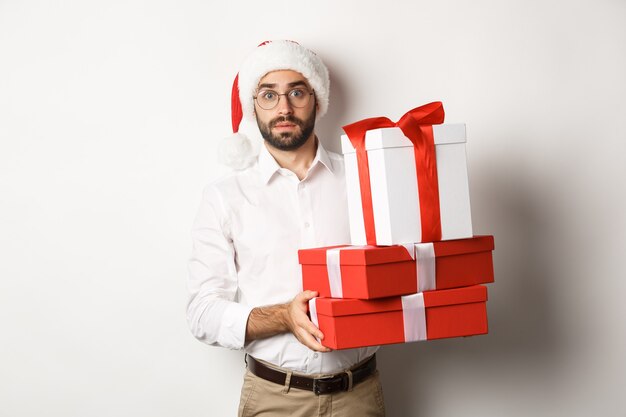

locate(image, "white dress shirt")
(187, 140), (378, 374)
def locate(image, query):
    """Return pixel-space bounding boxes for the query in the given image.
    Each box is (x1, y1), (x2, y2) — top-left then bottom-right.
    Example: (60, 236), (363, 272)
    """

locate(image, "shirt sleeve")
(186, 184), (253, 350)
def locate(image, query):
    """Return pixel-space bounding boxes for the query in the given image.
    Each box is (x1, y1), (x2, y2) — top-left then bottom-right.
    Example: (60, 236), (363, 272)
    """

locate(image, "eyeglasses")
(253, 88), (314, 110)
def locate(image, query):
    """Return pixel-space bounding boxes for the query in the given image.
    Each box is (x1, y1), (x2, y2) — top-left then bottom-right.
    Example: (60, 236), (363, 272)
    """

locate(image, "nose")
(276, 94), (294, 115)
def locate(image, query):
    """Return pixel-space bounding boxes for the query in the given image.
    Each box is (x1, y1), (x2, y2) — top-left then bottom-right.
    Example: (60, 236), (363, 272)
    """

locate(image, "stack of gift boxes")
(298, 102), (495, 350)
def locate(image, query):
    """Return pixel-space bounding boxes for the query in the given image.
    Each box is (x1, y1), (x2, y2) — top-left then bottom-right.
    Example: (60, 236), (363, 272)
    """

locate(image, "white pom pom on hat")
(218, 40), (330, 170)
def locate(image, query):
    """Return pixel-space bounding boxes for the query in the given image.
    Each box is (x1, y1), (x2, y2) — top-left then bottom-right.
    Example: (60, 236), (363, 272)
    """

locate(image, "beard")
(256, 107), (316, 151)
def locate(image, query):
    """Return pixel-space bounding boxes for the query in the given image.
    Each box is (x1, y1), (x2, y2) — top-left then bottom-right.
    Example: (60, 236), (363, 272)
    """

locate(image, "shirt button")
(313, 353), (319, 358)
(304, 222), (310, 228)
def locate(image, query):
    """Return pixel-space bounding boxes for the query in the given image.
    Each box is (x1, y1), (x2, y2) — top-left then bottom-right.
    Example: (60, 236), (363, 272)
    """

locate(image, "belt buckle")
(313, 373), (349, 395)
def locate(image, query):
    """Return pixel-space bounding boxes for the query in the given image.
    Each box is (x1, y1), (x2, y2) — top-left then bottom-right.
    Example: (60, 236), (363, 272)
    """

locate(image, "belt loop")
(345, 369), (353, 392)
(282, 371), (293, 394)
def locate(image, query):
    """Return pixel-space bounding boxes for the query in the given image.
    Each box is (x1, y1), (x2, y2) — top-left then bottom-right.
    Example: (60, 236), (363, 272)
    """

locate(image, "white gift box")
(340, 123), (473, 245)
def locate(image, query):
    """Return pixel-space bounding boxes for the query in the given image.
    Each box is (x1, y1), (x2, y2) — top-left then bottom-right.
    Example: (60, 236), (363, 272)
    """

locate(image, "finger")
(296, 327), (332, 352)
(295, 317), (329, 347)
(298, 290), (319, 301)
(292, 308), (323, 336)
(300, 318), (325, 340)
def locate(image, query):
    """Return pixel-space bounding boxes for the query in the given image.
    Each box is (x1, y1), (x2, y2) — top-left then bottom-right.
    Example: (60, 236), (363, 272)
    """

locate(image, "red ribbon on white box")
(401, 293), (427, 342)
(342, 102), (445, 245)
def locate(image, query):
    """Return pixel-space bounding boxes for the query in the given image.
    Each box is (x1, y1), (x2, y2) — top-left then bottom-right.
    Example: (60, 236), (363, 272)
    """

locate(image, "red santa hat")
(219, 40), (330, 170)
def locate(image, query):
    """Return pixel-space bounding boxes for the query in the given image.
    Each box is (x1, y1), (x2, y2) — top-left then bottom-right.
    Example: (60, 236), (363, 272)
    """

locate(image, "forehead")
(257, 70), (310, 89)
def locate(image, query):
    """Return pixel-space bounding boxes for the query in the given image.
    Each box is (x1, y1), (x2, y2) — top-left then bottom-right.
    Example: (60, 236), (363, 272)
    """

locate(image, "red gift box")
(299, 235), (494, 299)
(309, 285), (489, 350)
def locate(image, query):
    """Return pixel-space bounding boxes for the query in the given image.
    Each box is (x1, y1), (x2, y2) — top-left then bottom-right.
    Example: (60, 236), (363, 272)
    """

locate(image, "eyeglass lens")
(255, 88), (312, 110)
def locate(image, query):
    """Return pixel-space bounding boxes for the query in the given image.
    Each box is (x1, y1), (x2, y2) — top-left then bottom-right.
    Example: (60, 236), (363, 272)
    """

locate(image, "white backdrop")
(1, 0), (625, 416)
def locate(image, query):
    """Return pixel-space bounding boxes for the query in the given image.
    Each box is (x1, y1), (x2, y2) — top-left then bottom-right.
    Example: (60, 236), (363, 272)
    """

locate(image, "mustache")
(269, 116), (303, 129)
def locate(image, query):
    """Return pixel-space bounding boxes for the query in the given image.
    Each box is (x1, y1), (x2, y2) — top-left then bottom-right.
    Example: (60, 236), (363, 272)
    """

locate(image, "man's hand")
(284, 290), (331, 352)
(245, 290), (331, 352)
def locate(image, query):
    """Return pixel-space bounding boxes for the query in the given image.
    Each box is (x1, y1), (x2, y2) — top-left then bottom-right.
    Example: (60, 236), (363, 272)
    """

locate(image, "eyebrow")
(257, 80), (310, 90)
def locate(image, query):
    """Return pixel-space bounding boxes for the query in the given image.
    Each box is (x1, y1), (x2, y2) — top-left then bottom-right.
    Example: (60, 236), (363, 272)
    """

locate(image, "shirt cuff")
(219, 302), (254, 350)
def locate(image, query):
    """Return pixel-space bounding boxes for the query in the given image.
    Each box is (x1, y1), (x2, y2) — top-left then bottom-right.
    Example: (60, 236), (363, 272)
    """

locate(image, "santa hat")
(219, 40), (330, 170)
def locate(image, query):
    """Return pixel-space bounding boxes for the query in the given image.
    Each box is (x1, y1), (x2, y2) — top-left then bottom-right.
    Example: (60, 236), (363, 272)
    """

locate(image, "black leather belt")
(246, 354), (377, 395)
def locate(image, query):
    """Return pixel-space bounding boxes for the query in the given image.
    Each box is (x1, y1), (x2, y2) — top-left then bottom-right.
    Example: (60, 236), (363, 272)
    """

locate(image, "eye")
(259, 90), (276, 100)
(289, 89), (305, 98)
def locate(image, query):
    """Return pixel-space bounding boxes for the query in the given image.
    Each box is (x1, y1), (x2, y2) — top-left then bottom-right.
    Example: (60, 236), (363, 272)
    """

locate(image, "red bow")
(342, 102), (445, 244)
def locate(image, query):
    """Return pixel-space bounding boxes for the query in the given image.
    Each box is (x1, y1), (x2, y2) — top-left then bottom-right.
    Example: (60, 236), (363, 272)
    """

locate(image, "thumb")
(300, 290), (319, 301)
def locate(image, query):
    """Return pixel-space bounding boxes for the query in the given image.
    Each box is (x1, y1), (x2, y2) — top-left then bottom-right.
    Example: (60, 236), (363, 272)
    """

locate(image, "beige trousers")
(237, 368), (386, 417)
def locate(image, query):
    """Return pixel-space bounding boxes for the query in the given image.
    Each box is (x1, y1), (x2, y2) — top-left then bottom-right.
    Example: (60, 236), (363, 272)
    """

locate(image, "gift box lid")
(298, 235), (494, 266)
(313, 285), (488, 317)
(299, 244), (413, 266)
(432, 235), (494, 257)
(340, 123), (466, 155)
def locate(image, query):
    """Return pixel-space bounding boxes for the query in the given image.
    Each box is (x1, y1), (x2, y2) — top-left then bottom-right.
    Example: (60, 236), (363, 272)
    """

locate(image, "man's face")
(254, 70), (317, 151)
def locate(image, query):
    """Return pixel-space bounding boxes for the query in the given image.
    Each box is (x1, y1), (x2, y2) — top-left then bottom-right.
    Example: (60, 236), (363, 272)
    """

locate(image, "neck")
(265, 133), (318, 181)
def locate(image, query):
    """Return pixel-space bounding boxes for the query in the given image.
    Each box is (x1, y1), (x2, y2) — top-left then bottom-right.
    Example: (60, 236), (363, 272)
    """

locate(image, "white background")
(1, 1), (625, 416)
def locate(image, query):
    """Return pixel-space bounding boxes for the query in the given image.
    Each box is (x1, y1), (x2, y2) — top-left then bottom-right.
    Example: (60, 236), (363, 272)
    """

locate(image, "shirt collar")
(257, 139), (336, 185)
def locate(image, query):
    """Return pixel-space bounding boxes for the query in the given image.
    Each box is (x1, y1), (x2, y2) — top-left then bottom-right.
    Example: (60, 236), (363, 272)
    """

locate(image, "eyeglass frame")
(253, 87), (315, 110)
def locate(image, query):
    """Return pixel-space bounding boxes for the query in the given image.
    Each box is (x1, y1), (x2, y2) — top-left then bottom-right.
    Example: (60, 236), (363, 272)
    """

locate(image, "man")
(187, 40), (384, 417)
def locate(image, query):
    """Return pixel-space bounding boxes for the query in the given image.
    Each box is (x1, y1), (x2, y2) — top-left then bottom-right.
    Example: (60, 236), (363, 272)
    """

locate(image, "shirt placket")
(278, 166), (324, 373)
(296, 176), (324, 373)
(297, 179), (316, 249)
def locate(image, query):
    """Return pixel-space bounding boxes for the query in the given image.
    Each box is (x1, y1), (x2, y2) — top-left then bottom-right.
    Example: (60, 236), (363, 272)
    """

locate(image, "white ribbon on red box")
(401, 243), (432, 341)
(326, 243), (436, 298)
(408, 243), (436, 293)
(401, 293), (427, 342)
(326, 246), (367, 298)
(308, 298), (321, 343)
